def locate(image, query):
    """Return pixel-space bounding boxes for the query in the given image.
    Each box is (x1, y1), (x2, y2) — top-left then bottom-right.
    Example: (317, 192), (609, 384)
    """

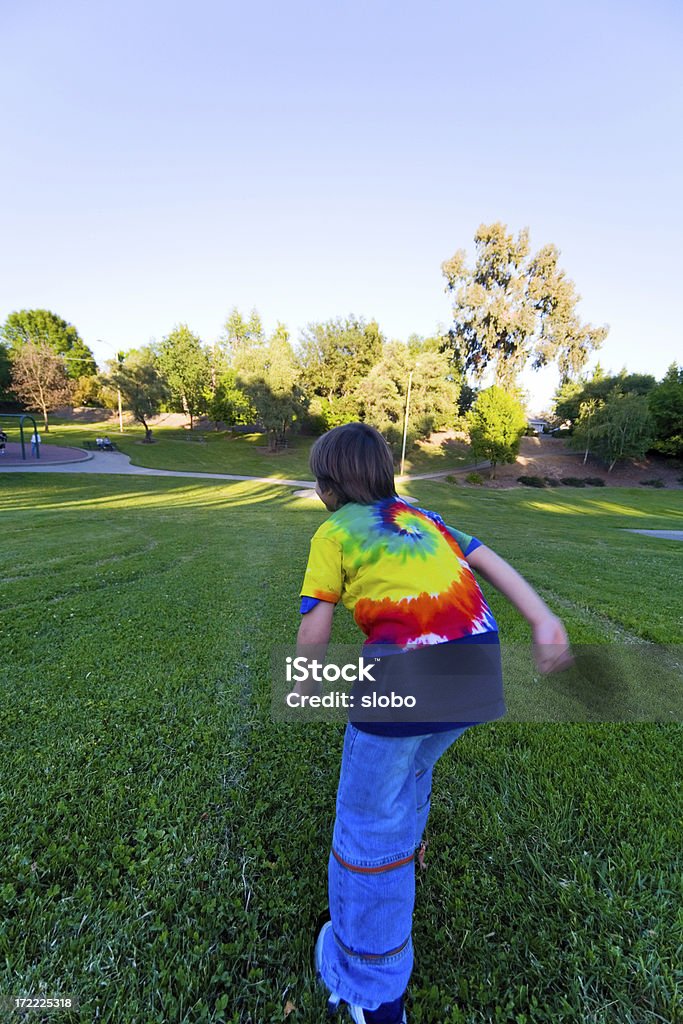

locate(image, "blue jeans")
(317, 722), (473, 1010)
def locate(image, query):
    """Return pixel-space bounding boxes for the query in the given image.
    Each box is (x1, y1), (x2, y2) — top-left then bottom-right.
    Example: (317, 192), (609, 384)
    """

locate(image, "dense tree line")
(0, 306), (469, 451)
(1, 223), (680, 467)
(552, 365), (683, 468)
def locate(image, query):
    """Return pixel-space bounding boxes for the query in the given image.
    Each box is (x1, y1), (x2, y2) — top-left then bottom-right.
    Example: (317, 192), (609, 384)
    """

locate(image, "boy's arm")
(292, 600), (335, 696)
(466, 545), (574, 674)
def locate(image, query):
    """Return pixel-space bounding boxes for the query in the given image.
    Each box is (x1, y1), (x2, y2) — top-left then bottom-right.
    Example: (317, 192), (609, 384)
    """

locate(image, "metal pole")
(400, 371), (413, 477)
(19, 414), (39, 459)
(116, 352), (125, 432)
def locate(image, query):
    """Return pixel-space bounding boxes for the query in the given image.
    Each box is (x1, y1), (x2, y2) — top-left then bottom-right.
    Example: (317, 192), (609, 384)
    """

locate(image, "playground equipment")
(0, 413), (41, 460)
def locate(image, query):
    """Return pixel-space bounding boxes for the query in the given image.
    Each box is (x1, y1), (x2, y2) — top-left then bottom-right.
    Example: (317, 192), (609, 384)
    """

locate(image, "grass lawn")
(1, 476), (681, 1023)
(31, 418), (474, 479)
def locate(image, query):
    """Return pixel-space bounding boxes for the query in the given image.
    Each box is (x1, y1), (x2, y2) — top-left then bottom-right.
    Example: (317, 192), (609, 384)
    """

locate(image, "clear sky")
(1, 0), (681, 413)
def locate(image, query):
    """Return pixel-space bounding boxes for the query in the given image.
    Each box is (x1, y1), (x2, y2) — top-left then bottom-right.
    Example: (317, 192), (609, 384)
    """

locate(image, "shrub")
(445, 474), (459, 485)
(465, 472), (484, 485)
(561, 477), (587, 487)
(517, 475), (546, 488)
(544, 476), (561, 487)
(640, 478), (665, 488)
(583, 477), (605, 486)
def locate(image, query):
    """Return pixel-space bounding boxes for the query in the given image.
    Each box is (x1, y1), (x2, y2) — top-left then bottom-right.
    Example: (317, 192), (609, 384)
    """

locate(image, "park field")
(1, 475), (682, 1023)
(28, 419), (475, 478)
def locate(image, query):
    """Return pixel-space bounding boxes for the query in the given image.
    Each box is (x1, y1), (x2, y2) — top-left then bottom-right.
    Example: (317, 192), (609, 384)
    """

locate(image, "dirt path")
(463, 436), (682, 489)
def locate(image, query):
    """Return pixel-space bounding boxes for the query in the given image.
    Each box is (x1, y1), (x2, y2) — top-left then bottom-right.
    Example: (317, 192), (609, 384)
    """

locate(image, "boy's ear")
(321, 489), (338, 510)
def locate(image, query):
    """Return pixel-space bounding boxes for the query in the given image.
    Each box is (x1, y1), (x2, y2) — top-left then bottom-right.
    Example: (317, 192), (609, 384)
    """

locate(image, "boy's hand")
(532, 614), (574, 674)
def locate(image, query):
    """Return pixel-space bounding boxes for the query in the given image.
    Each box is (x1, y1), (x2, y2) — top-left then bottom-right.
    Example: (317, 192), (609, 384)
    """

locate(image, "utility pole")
(399, 370), (413, 477)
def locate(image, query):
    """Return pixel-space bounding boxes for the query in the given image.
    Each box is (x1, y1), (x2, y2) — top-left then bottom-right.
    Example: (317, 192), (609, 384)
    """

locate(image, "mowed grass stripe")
(1, 475), (681, 1023)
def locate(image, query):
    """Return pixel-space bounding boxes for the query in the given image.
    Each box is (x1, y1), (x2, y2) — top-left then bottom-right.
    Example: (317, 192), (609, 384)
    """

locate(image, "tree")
(569, 398), (601, 463)
(218, 307), (266, 370)
(298, 316), (384, 428)
(648, 363), (683, 457)
(0, 340), (11, 399)
(552, 377), (586, 426)
(359, 342), (460, 449)
(9, 343), (74, 430)
(105, 351), (169, 442)
(206, 371), (254, 428)
(554, 370), (657, 426)
(406, 332), (445, 356)
(236, 324), (305, 448)
(1, 309), (96, 379)
(590, 392), (654, 472)
(72, 375), (105, 407)
(156, 325), (211, 430)
(467, 385), (527, 478)
(442, 223), (608, 387)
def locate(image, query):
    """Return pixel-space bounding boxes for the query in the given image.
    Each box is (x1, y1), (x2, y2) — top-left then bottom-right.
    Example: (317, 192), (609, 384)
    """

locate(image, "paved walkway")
(622, 529), (683, 541)
(0, 448), (314, 487)
(0, 443), (491, 487)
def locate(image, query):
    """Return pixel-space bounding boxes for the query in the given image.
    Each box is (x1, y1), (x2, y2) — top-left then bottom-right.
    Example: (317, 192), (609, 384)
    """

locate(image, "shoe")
(347, 1003), (407, 1023)
(314, 921), (407, 1023)
(314, 921), (342, 1016)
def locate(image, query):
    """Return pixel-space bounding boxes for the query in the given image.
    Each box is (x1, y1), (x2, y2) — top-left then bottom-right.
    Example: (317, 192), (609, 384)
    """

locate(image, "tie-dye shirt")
(299, 497), (497, 649)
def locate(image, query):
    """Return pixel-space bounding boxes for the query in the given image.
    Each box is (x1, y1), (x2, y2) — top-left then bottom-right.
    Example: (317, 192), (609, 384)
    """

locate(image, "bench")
(84, 440), (119, 452)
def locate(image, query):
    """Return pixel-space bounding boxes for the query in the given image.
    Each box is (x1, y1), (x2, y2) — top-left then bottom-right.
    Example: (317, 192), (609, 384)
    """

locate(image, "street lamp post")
(399, 370), (413, 477)
(115, 351), (125, 432)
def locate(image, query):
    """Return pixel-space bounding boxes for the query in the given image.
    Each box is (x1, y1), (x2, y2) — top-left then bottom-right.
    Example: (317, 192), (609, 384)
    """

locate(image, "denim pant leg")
(318, 724), (471, 1009)
(318, 724), (423, 1008)
(414, 726), (473, 850)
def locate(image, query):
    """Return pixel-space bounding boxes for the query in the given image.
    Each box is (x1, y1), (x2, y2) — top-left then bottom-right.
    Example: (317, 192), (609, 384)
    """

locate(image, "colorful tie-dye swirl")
(300, 498), (497, 649)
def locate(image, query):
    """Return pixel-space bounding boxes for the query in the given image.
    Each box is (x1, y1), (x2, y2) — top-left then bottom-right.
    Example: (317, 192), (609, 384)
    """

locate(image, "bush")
(445, 474), (459, 485)
(561, 477), (587, 487)
(517, 475), (546, 488)
(465, 472), (484, 485)
(583, 477), (606, 486)
(544, 476), (561, 487)
(640, 478), (665, 488)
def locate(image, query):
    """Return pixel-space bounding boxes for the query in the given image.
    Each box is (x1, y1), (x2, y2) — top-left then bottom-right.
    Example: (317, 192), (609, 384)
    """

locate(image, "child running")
(294, 422), (572, 1024)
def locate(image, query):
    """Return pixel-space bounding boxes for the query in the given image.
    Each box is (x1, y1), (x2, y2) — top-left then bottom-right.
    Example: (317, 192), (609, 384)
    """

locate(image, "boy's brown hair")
(309, 422), (397, 507)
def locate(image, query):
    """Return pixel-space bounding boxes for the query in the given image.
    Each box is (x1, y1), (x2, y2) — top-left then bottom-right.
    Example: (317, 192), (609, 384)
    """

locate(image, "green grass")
(1, 477), (682, 1023)
(29, 418), (474, 479)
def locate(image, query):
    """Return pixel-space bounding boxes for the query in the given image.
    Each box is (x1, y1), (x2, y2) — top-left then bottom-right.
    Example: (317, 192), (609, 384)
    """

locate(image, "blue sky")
(1, 0), (681, 412)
